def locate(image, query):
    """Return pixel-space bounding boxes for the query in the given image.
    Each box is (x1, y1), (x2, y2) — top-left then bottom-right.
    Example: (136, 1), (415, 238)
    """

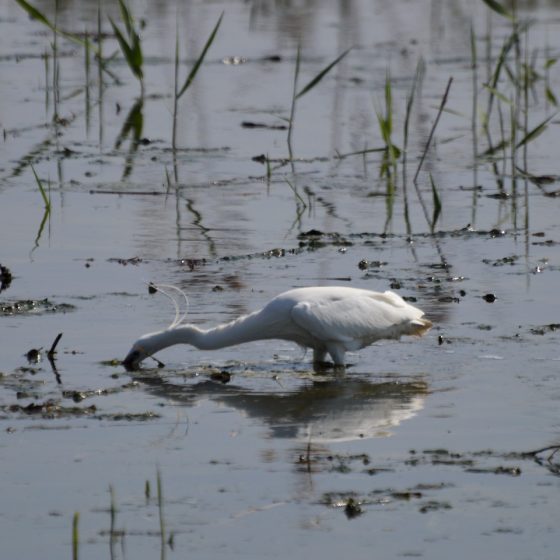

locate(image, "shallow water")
(2, 0), (560, 558)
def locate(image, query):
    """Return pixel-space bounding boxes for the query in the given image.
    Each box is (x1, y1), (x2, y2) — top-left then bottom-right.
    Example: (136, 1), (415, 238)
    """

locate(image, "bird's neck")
(156, 310), (272, 352)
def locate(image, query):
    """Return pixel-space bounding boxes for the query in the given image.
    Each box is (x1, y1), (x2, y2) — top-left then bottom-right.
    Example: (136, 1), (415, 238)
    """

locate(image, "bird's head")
(122, 330), (168, 370)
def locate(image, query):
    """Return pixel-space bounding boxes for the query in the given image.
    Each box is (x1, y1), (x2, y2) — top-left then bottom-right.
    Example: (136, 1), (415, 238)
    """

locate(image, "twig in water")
(413, 77), (453, 184)
(48, 332), (63, 358)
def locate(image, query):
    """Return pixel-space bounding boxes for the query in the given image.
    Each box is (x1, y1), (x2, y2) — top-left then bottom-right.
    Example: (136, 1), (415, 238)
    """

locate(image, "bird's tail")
(409, 318), (432, 336)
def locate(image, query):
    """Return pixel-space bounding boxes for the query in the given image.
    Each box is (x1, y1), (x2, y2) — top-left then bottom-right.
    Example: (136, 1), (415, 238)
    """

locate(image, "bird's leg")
(326, 343), (346, 367)
(312, 348), (327, 363)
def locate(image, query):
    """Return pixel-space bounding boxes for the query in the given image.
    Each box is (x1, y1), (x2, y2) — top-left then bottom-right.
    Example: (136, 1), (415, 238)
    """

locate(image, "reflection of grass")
(30, 165), (51, 256)
(114, 99), (144, 179)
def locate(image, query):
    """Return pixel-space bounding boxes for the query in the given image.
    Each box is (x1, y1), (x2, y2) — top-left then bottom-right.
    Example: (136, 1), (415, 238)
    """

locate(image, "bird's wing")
(291, 290), (423, 346)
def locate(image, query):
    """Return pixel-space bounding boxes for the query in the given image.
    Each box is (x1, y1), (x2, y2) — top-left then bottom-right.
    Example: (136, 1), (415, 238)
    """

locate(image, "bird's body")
(123, 286), (432, 369)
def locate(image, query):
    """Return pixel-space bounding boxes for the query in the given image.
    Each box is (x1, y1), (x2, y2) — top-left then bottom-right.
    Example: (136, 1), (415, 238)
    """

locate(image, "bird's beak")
(122, 349), (141, 371)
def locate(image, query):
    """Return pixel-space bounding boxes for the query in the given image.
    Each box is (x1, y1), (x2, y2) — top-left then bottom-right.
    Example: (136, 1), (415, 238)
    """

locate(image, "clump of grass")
(108, 0), (144, 96)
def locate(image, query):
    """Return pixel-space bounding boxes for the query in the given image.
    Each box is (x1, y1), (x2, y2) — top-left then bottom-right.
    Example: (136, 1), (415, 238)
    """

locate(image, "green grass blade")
(384, 71), (393, 136)
(545, 86), (558, 106)
(480, 138), (510, 157)
(72, 512), (80, 560)
(481, 0), (514, 20)
(117, 0), (134, 39)
(295, 47), (351, 99)
(515, 113), (556, 149)
(109, 18), (143, 80)
(15, 0), (51, 28)
(177, 12), (223, 99)
(15, 0), (91, 49)
(482, 84), (512, 105)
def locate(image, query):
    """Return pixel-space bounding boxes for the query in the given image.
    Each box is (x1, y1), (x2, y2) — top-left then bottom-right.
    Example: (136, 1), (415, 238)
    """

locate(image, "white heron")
(122, 286), (432, 370)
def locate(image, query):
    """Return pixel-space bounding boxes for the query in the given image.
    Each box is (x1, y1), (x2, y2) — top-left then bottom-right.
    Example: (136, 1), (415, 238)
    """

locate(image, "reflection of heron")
(123, 286), (432, 369)
(135, 371), (428, 443)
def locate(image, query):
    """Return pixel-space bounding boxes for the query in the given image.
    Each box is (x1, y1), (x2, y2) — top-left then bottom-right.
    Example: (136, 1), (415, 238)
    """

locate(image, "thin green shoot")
(335, 147), (386, 159)
(157, 469), (166, 560)
(72, 512), (80, 560)
(97, 0), (104, 146)
(43, 49), (49, 113)
(404, 59), (424, 155)
(515, 112), (557, 149)
(287, 46), (301, 159)
(285, 178), (307, 209)
(172, 15), (180, 150)
(15, 0), (91, 49)
(52, 0), (59, 119)
(545, 54), (558, 106)
(85, 29), (91, 130)
(375, 71), (401, 179)
(295, 47), (352, 100)
(403, 58), (424, 194)
(172, 12), (223, 150)
(481, 0), (514, 21)
(413, 76), (453, 184)
(176, 12), (223, 99)
(288, 46), (351, 157)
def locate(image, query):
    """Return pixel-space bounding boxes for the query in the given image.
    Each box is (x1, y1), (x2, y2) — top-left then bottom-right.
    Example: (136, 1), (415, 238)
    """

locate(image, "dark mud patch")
(0, 298), (75, 316)
(312, 445), (560, 516)
(2, 398), (160, 422)
(321, 483), (452, 516)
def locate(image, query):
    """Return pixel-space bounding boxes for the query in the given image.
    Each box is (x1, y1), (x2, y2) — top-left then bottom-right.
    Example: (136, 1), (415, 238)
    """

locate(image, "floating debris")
(482, 255), (519, 266)
(241, 121), (287, 130)
(210, 371), (231, 384)
(108, 257), (143, 266)
(344, 498), (363, 519)
(7, 400), (97, 418)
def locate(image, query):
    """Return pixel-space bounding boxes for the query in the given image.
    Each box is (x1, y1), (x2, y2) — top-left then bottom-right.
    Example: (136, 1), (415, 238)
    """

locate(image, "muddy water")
(2, 0), (560, 558)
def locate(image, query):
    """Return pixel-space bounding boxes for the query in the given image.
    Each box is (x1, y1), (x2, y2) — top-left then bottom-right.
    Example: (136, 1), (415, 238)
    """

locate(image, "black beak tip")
(122, 351), (140, 371)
